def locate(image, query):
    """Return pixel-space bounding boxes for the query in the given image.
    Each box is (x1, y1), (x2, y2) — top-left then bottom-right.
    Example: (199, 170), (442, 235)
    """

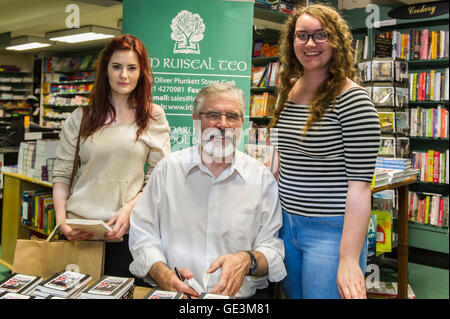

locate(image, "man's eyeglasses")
(199, 111), (242, 123)
(294, 31), (329, 44)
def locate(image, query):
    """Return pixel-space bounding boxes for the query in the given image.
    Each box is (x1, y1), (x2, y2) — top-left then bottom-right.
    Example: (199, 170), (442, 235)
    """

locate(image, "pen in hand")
(174, 267), (191, 299)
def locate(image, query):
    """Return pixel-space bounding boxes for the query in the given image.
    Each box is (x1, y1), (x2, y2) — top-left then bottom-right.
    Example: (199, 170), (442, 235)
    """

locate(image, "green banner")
(123, 0), (253, 151)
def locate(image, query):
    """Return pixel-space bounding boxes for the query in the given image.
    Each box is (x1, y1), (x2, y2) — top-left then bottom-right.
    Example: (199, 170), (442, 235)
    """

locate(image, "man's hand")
(207, 252), (250, 296)
(149, 262), (199, 298)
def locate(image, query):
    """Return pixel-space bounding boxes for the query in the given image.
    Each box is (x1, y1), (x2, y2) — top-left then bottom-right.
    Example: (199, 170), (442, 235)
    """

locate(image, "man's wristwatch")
(245, 251), (257, 275)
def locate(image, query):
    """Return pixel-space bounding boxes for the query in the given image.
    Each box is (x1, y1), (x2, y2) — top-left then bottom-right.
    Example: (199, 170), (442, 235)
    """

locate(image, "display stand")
(372, 175), (417, 299)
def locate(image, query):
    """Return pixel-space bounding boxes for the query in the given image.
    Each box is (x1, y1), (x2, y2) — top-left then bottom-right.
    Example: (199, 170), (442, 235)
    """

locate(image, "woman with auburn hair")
(268, 4), (380, 299)
(52, 34), (171, 278)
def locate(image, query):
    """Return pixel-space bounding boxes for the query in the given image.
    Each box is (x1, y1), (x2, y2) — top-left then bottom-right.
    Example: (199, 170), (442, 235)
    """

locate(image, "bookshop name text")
(151, 57), (248, 72)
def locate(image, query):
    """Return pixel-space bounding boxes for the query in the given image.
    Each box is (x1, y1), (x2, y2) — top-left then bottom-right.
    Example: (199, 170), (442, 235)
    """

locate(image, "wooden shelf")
(2, 171), (52, 188)
(372, 175), (417, 193)
(1, 173), (54, 270)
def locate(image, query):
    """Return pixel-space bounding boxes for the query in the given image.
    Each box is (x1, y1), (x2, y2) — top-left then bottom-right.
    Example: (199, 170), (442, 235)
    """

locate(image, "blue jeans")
(279, 209), (368, 299)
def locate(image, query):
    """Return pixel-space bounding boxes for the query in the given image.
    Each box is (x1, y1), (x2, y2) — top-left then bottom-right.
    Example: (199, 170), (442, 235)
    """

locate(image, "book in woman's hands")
(66, 218), (112, 240)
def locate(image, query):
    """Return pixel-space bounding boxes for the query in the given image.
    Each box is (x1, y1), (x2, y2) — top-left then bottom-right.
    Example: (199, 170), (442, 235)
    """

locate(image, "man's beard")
(200, 127), (241, 163)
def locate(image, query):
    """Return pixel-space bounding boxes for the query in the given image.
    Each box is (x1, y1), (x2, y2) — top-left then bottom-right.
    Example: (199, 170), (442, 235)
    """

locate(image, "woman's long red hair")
(80, 34), (155, 139)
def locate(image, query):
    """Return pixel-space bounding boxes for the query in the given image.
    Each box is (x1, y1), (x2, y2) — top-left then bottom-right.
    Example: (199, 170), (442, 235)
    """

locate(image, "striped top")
(271, 87), (380, 216)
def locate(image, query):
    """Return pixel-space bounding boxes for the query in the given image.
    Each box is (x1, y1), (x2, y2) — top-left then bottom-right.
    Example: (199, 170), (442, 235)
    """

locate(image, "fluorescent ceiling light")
(5, 36), (51, 51)
(47, 25), (120, 43)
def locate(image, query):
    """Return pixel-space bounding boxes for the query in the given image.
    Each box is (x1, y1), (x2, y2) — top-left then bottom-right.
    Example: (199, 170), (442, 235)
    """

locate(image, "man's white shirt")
(129, 145), (286, 298)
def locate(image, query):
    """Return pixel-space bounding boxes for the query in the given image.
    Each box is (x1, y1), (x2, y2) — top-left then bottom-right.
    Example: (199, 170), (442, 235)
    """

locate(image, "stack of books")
(372, 157), (419, 188)
(0, 273), (42, 295)
(0, 291), (35, 299)
(80, 276), (135, 299)
(32, 270), (91, 299)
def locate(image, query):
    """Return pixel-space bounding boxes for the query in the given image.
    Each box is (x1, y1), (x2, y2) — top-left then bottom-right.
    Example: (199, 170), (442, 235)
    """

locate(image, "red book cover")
(441, 108), (448, 138)
(438, 197), (444, 226)
(419, 29), (430, 60)
(408, 192), (414, 220)
(433, 151), (440, 183)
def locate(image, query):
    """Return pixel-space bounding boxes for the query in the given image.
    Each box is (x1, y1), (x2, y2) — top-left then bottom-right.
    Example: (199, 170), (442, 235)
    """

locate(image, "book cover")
(427, 150), (434, 182)
(367, 214), (377, 266)
(250, 66), (266, 87)
(372, 60), (393, 82)
(0, 273), (42, 294)
(0, 291), (34, 299)
(39, 270), (91, 296)
(395, 137), (410, 158)
(250, 94), (264, 117)
(419, 29), (430, 60)
(433, 151), (440, 183)
(378, 112), (395, 134)
(198, 293), (234, 299)
(372, 86), (395, 106)
(371, 210), (392, 254)
(81, 276), (134, 299)
(378, 137), (395, 157)
(252, 39), (263, 58)
(143, 289), (183, 299)
(366, 282), (415, 299)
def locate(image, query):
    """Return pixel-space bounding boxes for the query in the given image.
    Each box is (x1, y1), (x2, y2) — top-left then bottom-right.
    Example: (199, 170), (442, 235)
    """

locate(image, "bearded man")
(128, 83), (286, 298)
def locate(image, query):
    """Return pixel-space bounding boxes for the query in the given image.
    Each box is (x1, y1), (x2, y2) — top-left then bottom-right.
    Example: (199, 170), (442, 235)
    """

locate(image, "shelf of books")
(360, 11), (449, 255)
(40, 53), (98, 128)
(0, 66), (34, 117)
(0, 138), (59, 270)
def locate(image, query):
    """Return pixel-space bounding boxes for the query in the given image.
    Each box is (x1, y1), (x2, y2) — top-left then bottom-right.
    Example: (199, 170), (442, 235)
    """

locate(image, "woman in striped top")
(268, 4), (380, 299)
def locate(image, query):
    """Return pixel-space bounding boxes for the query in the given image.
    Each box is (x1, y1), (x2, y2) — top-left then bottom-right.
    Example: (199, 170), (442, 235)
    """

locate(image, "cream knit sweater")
(52, 107), (171, 221)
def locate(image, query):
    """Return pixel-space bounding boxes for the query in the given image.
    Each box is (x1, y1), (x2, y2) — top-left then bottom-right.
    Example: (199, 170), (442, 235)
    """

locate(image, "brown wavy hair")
(80, 34), (155, 140)
(268, 4), (356, 136)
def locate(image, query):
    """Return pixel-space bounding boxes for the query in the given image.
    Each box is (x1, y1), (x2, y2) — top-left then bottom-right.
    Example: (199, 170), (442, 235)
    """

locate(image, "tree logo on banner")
(170, 10), (205, 54)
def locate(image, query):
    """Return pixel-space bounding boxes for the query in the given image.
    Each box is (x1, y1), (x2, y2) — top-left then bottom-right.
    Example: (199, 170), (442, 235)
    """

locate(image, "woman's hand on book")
(105, 205), (131, 240)
(59, 223), (94, 241)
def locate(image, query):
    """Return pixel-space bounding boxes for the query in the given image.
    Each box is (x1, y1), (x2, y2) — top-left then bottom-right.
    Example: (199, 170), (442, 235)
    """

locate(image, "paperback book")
(198, 292), (234, 299)
(0, 291), (34, 299)
(143, 289), (183, 299)
(0, 273), (42, 295)
(366, 281), (415, 299)
(36, 270), (91, 297)
(65, 218), (112, 240)
(81, 276), (134, 299)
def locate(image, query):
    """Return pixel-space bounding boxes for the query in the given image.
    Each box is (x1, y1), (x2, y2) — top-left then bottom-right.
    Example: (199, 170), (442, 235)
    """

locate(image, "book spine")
(438, 197), (444, 227)
(433, 151), (440, 183)
(427, 150), (434, 182)
(424, 195), (430, 224)
(408, 192), (414, 221)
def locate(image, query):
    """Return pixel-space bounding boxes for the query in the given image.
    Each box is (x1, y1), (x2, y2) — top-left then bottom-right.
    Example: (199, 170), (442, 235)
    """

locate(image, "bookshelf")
(0, 69), (33, 117)
(347, 4), (449, 255)
(0, 172), (54, 270)
(40, 53), (98, 128)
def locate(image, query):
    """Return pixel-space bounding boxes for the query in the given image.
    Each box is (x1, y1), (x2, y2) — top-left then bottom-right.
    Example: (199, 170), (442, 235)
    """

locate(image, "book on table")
(35, 270), (91, 298)
(143, 289), (183, 299)
(81, 275), (135, 299)
(0, 273), (42, 295)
